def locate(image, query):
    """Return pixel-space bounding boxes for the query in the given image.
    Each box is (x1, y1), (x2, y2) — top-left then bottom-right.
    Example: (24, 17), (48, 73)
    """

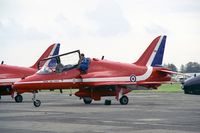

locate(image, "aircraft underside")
(13, 83), (160, 107)
(0, 85), (24, 103)
(75, 85), (131, 105)
(0, 85), (12, 96)
(28, 85), (132, 107)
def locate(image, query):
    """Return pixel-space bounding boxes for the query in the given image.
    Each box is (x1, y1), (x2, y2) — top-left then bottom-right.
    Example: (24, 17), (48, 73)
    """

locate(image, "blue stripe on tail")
(48, 43), (60, 67)
(151, 36), (166, 66)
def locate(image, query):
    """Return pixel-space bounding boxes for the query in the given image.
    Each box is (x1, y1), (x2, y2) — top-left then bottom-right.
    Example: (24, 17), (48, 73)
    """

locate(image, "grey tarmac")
(0, 92), (200, 133)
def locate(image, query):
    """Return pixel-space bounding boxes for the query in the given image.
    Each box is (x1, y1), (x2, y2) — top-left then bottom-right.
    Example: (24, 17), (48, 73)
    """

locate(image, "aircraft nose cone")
(182, 82), (187, 90)
(182, 76), (200, 95)
(183, 78), (191, 87)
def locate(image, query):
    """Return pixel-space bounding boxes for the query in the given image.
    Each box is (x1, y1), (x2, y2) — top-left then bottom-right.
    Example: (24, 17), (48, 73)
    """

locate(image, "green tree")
(185, 62), (200, 73)
(164, 63), (178, 72)
(180, 64), (185, 73)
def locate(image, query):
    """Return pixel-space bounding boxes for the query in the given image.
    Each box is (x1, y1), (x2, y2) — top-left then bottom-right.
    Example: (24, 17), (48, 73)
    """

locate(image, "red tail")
(30, 43), (60, 69)
(134, 35), (166, 67)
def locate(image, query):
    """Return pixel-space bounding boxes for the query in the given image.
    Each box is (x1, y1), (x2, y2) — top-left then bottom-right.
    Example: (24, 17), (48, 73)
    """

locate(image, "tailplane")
(30, 43), (60, 69)
(134, 35), (167, 67)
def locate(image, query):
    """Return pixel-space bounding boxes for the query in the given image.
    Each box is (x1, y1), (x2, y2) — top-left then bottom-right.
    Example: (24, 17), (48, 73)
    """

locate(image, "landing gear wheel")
(104, 99), (111, 105)
(184, 90), (190, 94)
(120, 95), (129, 105)
(33, 100), (41, 107)
(15, 94), (23, 103)
(83, 97), (92, 104)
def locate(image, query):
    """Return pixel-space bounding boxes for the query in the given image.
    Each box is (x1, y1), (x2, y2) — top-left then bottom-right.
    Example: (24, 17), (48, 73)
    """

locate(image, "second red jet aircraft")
(0, 43), (60, 102)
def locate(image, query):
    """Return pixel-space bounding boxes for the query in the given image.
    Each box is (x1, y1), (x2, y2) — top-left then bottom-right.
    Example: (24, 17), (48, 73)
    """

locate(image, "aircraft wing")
(82, 80), (178, 87)
(158, 69), (190, 77)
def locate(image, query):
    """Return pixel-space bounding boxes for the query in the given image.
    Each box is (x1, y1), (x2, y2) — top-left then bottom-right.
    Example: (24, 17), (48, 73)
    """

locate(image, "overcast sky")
(0, 0), (200, 69)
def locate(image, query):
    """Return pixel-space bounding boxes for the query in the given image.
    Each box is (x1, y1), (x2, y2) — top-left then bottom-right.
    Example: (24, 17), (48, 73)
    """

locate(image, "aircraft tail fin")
(30, 43), (60, 69)
(134, 35), (167, 67)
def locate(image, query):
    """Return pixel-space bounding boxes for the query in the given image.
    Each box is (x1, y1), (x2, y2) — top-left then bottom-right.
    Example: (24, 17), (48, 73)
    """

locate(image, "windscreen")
(59, 52), (80, 67)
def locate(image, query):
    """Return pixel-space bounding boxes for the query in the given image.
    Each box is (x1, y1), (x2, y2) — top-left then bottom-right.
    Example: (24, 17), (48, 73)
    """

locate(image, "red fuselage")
(11, 35), (172, 106)
(0, 64), (36, 95)
(13, 58), (171, 93)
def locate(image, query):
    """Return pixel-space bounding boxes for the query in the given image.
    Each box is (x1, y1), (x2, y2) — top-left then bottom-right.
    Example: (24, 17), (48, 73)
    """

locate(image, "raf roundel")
(130, 75), (136, 82)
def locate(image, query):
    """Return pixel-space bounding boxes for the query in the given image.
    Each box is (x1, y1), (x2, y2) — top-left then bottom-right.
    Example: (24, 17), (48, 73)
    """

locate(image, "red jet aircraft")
(0, 43), (60, 102)
(14, 35), (176, 107)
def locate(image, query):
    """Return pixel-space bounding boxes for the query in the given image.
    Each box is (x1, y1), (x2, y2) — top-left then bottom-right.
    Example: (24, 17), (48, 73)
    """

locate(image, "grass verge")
(132, 84), (183, 93)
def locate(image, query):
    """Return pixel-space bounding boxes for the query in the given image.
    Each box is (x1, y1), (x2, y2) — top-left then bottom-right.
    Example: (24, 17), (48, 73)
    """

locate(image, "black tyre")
(33, 100), (41, 107)
(83, 97), (92, 104)
(15, 94), (23, 103)
(120, 95), (129, 105)
(104, 99), (111, 105)
(184, 90), (189, 94)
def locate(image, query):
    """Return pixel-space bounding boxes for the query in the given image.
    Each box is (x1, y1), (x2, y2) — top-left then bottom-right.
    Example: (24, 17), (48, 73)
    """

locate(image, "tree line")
(164, 62), (200, 73)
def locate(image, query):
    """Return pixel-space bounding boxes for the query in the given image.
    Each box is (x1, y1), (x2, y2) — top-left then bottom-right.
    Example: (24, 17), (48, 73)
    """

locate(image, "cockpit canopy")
(37, 50), (81, 74)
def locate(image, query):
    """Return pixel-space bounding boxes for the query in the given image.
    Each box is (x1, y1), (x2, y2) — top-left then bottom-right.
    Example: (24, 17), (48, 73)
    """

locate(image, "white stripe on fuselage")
(136, 66), (153, 81)
(83, 66), (153, 82)
(0, 78), (21, 83)
(15, 67), (153, 84)
(146, 36), (163, 66)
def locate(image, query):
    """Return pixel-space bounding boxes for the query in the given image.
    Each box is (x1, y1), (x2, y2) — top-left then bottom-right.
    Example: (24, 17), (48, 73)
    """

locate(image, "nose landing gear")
(33, 100), (41, 107)
(32, 91), (41, 107)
